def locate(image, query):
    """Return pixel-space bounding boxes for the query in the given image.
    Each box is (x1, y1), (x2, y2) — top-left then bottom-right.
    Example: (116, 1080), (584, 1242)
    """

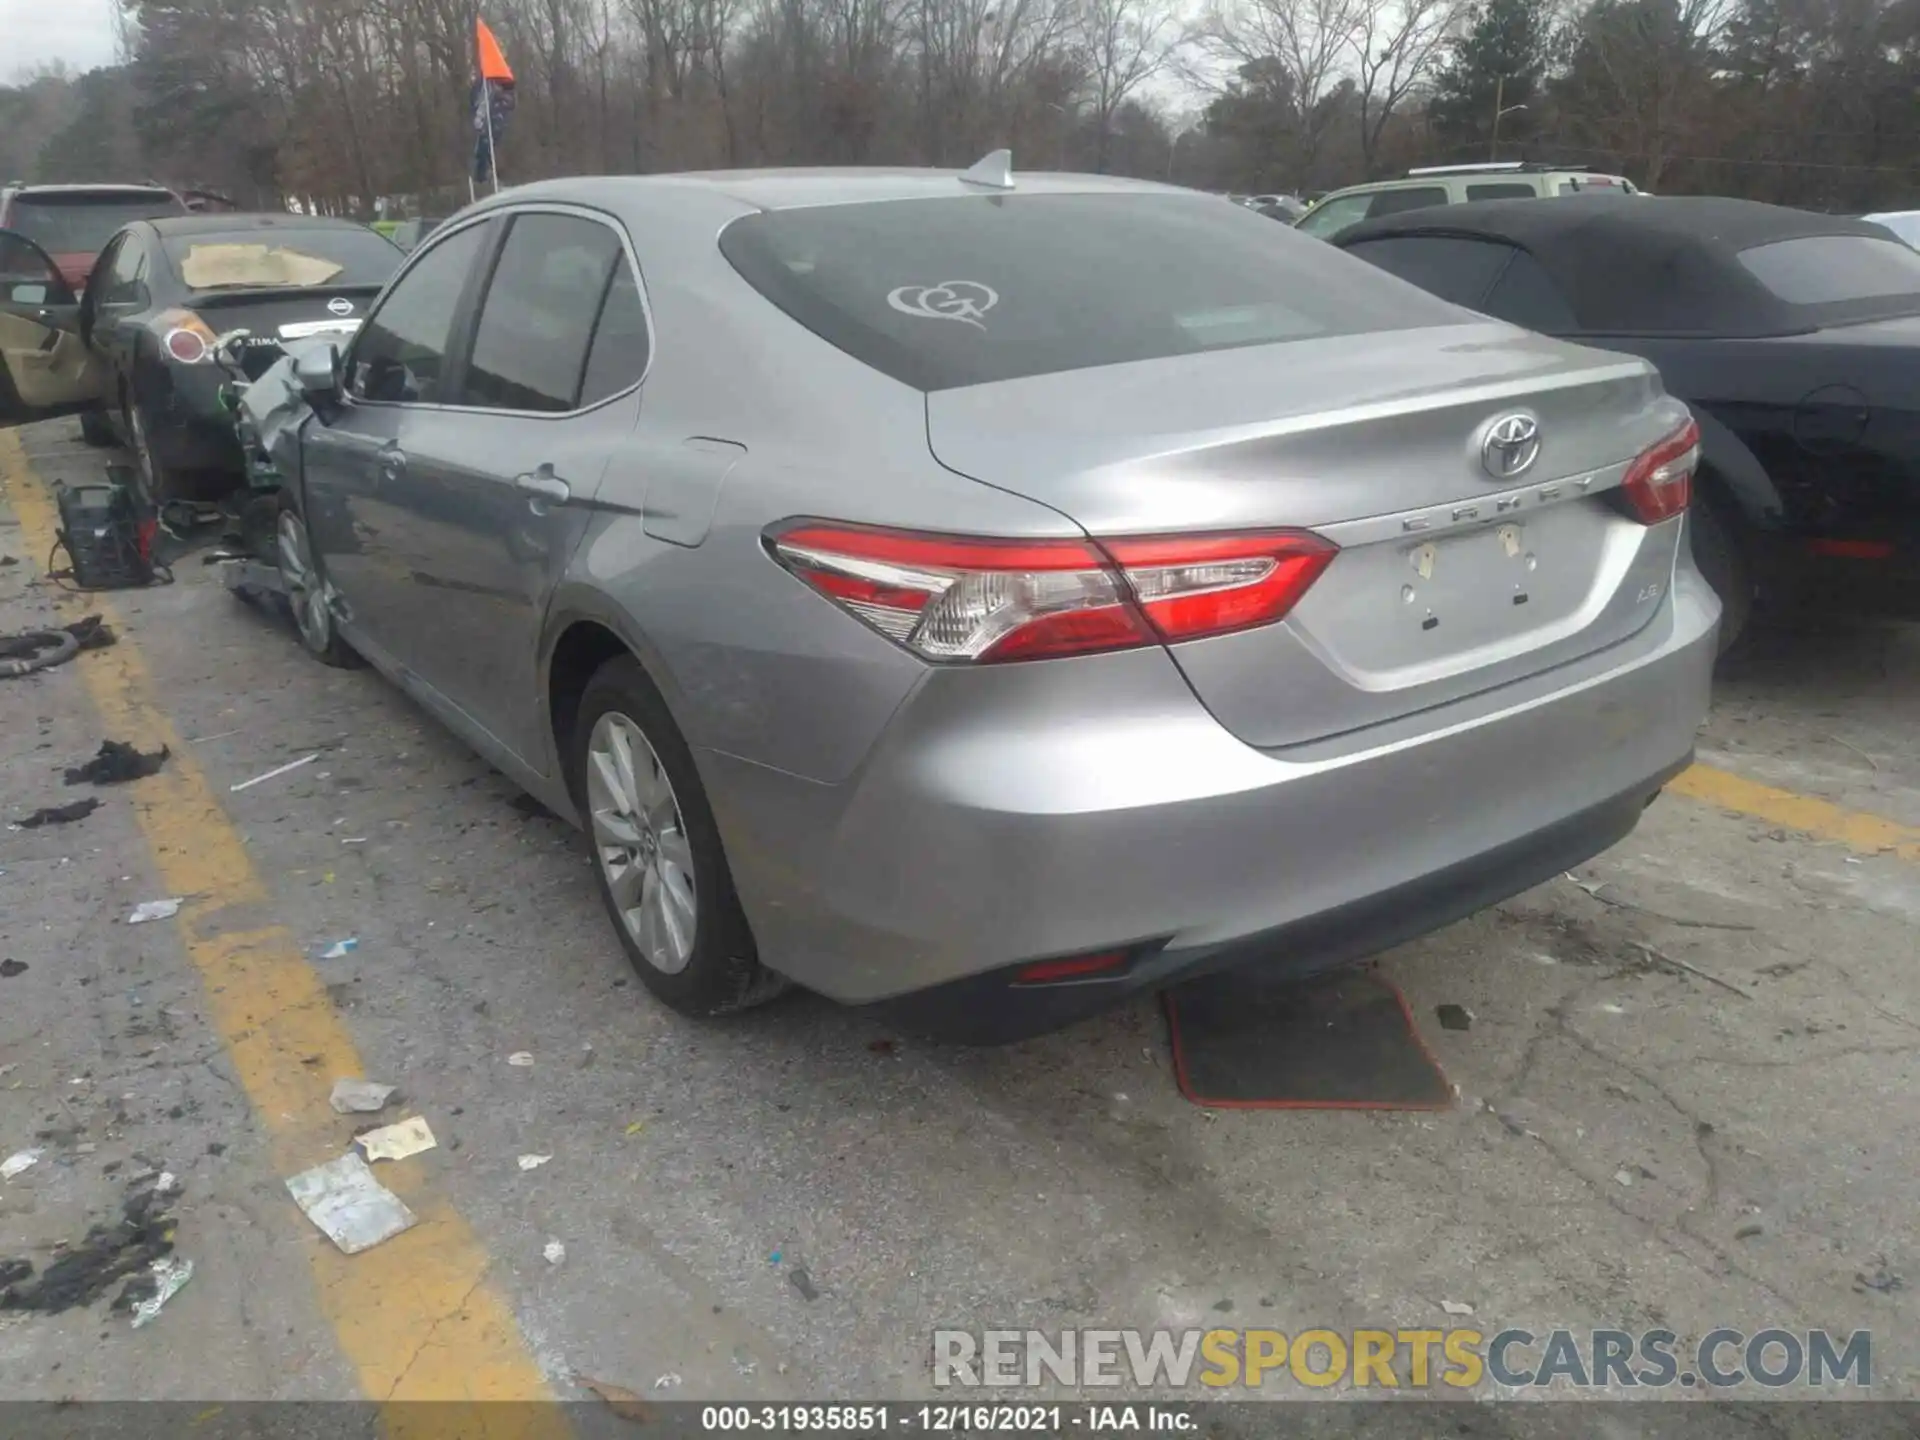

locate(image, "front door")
(377, 210), (652, 767)
(0, 231), (106, 426)
(302, 217), (496, 667)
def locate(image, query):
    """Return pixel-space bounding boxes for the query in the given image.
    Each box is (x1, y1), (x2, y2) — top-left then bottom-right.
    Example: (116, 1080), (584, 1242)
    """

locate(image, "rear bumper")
(871, 765), (1683, 1043)
(700, 563), (1720, 1030)
(138, 365), (240, 474)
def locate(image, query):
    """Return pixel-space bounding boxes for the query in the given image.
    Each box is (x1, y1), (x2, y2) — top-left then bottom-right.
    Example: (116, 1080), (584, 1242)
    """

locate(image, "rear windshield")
(718, 194), (1461, 390)
(161, 228), (402, 291)
(1737, 235), (1920, 306)
(7, 193), (185, 253)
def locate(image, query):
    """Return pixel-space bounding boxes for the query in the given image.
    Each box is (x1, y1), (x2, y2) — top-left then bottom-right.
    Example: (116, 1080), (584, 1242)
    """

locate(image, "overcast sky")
(5, 0), (121, 82)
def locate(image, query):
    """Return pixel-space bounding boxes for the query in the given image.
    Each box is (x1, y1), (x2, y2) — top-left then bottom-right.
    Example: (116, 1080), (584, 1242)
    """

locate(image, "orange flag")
(476, 18), (514, 84)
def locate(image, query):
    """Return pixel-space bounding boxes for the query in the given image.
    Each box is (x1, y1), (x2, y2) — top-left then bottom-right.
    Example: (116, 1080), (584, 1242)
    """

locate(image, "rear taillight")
(1621, 417), (1699, 524)
(156, 308), (218, 364)
(768, 522), (1337, 663)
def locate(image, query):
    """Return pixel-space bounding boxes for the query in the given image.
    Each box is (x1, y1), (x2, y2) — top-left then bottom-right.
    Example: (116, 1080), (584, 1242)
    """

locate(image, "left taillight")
(1621, 416), (1699, 524)
(156, 308), (218, 364)
(767, 522), (1337, 664)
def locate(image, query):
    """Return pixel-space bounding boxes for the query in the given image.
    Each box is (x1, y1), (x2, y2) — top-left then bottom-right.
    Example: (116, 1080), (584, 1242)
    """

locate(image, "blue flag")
(470, 77), (516, 184)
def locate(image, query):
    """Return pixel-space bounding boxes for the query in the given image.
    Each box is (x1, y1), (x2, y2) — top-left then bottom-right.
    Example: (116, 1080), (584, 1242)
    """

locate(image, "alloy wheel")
(275, 509), (333, 653)
(586, 711), (699, 974)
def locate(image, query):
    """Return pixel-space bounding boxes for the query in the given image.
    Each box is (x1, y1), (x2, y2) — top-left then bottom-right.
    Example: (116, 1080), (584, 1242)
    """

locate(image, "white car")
(1864, 211), (1920, 248)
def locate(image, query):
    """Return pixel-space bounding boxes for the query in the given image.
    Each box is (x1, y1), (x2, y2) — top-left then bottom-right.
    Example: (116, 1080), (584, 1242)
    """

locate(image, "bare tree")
(1202, 0), (1362, 178)
(1350, 0), (1457, 176)
(1076, 0), (1182, 170)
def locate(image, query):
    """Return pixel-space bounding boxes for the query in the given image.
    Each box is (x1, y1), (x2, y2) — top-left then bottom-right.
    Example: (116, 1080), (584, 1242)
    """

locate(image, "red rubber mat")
(1163, 968), (1453, 1110)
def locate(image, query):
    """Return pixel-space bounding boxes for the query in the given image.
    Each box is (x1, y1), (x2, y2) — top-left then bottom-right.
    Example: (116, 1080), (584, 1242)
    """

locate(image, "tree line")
(2, 0), (1914, 218)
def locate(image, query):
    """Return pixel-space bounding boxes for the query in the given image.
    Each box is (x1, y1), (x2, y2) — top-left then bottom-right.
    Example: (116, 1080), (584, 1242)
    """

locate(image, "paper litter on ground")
(354, 1116), (437, 1163)
(285, 1153), (418, 1254)
(517, 1153), (553, 1171)
(128, 898), (184, 924)
(2, 1147), (44, 1179)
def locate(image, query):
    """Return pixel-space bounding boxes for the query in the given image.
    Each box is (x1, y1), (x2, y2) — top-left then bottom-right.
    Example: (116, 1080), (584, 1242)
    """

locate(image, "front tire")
(574, 655), (784, 1017)
(1688, 495), (1753, 655)
(274, 494), (361, 668)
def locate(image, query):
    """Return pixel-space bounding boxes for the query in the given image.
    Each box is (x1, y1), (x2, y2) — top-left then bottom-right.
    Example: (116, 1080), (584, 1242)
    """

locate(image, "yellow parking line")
(1672, 764), (1920, 863)
(1, 432), (568, 1433)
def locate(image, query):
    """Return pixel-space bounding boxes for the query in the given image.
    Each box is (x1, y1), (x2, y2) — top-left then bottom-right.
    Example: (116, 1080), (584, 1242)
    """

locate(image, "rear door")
(0, 231), (107, 425)
(378, 208), (646, 766)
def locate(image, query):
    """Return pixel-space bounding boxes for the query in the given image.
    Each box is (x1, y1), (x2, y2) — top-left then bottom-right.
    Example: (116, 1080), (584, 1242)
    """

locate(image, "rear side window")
(464, 213), (624, 413)
(1737, 236), (1920, 306)
(719, 194), (1461, 391)
(1341, 236), (1514, 308)
(579, 260), (650, 406)
(1466, 183), (1537, 201)
(349, 221), (490, 404)
(4, 192), (184, 253)
(1481, 252), (1578, 332)
(1366, 187), (1449, 219)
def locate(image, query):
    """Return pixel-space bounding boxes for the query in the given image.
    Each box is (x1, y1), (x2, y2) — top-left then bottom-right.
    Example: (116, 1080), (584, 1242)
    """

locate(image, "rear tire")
(1688, 495), (1752, 655)
(79, 409), (115, 447)
(573, 655), (785, 1018)
(273, 493), (361, 668)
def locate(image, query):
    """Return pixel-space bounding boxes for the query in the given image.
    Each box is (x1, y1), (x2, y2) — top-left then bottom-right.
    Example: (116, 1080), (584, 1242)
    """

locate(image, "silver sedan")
(264, 164), (1719, 1042)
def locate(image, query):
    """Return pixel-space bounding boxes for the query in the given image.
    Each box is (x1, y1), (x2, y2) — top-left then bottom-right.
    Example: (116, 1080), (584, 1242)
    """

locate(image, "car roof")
(4, 183), (179, 199)
(476, 168), (1190, 214)
(1335, 193), (1907, 336)
(145, 212), (379, 237)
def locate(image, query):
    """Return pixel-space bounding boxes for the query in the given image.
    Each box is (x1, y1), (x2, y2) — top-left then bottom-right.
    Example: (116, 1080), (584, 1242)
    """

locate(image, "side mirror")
(293, 342), (341, 400)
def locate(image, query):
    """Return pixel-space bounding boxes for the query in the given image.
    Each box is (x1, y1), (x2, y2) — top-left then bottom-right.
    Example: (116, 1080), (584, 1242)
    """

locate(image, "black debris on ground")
(0, 555), (18, 567)
(788, 1267), (820, 1302)
(1435, 1003), (1475, 1032)
(16, 797), (101, 829)
(0, 615), (114, 660)
(64, 740), (170, 787)
(507, 792), (557, 820)
(0, 960), (26, 978)
(0, 1179), (179, 1316)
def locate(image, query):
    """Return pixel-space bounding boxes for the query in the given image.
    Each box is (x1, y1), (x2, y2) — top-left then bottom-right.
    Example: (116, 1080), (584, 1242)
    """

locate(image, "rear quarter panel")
(1640, 332), (1920, 540)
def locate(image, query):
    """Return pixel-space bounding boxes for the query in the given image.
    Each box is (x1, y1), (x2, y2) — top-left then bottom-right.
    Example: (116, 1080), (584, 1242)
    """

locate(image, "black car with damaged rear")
(1333, 195), (1920, 648)
(70, 213), (401, 501)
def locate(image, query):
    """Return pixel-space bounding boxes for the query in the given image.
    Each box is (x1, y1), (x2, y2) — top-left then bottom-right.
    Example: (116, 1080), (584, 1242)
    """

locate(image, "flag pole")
(485, 86), (501, 194)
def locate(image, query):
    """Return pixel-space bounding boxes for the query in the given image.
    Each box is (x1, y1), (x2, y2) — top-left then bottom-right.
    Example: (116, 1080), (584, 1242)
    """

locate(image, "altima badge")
(1482, 413), (1541, 480)
(327, 296), (354, 316)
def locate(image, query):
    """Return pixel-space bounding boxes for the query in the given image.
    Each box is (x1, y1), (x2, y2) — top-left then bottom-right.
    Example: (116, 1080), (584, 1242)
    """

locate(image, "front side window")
(721, 194), (1460, 391)
(348, 220), (491, 404)
(463, 214), (626, 413)
(1295, 194), (1374, 239)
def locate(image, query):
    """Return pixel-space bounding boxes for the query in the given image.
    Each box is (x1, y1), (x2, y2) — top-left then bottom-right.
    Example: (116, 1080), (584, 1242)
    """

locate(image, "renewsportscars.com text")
(932, 1327), (1872, 1391)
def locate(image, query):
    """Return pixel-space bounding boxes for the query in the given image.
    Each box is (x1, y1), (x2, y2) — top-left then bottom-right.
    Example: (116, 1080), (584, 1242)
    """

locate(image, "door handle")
(514, 470), (572, 505)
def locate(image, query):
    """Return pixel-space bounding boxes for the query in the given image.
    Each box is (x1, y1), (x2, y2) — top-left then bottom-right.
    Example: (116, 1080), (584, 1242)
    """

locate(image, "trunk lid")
(925, 322), (1692, 747)
(185, 284), (380, 343)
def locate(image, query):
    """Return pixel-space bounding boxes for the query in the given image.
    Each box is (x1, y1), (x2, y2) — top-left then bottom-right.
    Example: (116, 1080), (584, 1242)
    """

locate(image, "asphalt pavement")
(2, 416), (1917, 1413)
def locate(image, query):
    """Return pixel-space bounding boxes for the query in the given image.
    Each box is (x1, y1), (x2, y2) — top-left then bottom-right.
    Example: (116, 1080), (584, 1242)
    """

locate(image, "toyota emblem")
(327, 296), (354, 316)
(1481, 413), (1541, 480)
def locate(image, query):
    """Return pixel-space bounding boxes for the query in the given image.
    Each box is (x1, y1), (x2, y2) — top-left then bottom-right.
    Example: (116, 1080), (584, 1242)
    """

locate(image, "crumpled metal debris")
(129, 1256), (194, 1328)
(329, 1078), (397, 1114)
